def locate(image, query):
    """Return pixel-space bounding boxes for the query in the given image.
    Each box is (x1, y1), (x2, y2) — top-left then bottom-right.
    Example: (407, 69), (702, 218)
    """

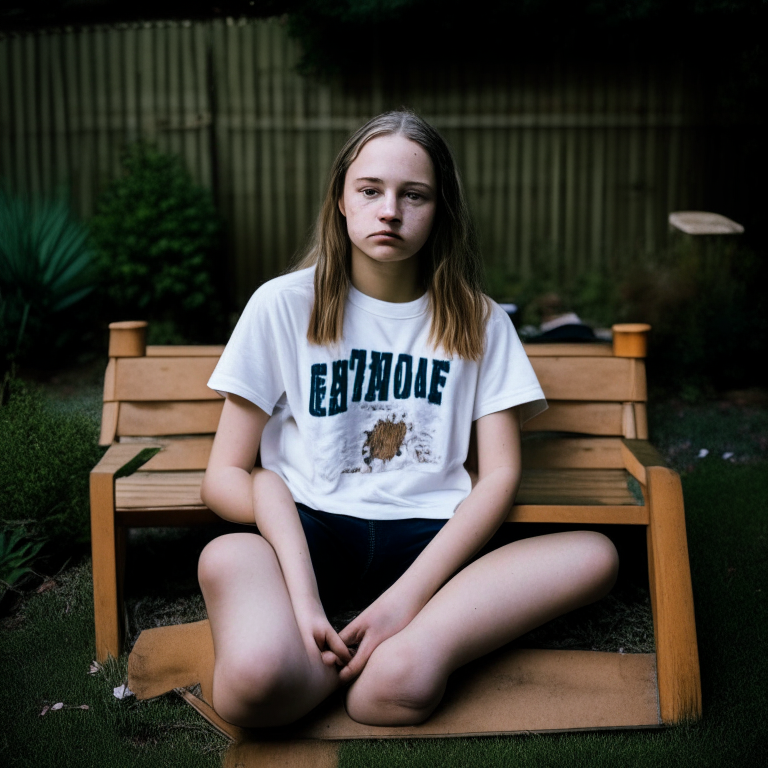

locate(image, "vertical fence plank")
(0, 19), (723, 307)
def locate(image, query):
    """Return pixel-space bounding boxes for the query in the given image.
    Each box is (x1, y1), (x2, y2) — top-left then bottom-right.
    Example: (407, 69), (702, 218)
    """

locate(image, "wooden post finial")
(612, 323), (651, 358)
(108, 321), (148, 358)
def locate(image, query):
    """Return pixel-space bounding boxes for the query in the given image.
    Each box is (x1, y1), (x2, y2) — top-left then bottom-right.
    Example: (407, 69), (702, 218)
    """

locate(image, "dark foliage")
(89, 143), (227, 344)
(0, 379), (104, 548)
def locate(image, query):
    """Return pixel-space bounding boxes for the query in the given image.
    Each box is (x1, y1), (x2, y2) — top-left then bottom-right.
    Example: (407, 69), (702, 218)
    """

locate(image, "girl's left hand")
(336, 588), (422, 684)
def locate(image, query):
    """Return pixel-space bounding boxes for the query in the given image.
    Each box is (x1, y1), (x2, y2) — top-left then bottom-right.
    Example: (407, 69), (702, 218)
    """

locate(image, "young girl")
(199, 110), (619, 729)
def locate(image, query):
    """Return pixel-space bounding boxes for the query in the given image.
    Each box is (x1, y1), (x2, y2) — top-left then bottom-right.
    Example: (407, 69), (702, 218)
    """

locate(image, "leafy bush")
(0, 378), (103, 548)
(0, 526), (44, 599)
(0, 186), (98, 381)
(89, 142), (226, 344)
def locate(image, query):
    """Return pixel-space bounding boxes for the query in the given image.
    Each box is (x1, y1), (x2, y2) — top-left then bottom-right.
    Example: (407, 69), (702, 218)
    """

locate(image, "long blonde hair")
(294, 110), (489, 360)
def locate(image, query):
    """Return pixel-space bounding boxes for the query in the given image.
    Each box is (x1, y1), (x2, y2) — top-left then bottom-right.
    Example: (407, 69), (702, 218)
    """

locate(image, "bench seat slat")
(116, 471), (206, 508)
(508, 505), (649, 525)
(115, 468), (641, 511)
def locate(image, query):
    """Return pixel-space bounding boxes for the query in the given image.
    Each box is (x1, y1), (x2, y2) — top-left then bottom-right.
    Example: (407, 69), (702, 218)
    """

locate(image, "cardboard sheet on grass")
(128, 620), (661, 767)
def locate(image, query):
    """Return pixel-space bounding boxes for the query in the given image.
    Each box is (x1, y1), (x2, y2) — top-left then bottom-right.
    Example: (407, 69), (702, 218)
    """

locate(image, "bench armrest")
(91, 443), (162, 480)
(621, 438), (667, 485)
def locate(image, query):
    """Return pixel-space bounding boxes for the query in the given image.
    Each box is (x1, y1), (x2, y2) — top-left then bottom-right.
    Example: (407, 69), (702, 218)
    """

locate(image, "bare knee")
(572, 531), (620, 601)
(198, 533), (273, 589)
(213, 648), (306, 727)
(346, 639), (446, 726)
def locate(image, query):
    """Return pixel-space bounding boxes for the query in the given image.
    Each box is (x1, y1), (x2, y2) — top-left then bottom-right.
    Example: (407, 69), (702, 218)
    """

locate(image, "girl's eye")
(362, 188), (378, 197)
(405, 192), (422, 201)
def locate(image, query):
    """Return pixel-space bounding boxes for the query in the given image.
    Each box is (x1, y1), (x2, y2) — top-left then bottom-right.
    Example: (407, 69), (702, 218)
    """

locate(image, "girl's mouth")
(369, 231), (402, 240)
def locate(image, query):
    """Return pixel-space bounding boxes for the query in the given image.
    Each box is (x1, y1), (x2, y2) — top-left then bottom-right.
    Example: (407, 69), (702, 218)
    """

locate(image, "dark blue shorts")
(296, 503), (447, 614)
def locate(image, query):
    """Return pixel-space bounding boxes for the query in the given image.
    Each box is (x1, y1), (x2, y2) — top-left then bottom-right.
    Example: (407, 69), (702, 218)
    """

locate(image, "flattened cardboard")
(129, 620), (215, 703)
(223, 739), (339, 768)
(128, 619), (661, 745)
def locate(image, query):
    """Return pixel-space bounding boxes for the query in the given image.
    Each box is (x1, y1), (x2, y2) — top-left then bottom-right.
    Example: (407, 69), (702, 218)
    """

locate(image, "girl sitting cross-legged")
(198, 110), (619, 728)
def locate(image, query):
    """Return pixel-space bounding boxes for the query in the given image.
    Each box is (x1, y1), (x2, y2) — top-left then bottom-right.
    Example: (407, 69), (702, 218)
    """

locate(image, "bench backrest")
(101, 322), (649, 471)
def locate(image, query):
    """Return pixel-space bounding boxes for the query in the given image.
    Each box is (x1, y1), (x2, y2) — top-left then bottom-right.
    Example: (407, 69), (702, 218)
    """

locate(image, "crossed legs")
(198, 533), (340, 727)
(198, 529), (618, 728)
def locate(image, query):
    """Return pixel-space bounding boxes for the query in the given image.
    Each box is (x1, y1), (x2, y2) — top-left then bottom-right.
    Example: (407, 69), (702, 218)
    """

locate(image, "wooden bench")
(90, 320), (701, 724)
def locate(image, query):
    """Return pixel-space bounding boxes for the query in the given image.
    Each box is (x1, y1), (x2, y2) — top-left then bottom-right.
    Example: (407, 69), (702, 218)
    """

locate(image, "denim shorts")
(296, 503), (447, 614)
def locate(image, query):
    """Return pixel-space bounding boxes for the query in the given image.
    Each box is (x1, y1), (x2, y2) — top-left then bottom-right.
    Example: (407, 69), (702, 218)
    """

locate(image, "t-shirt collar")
(347, 283), (430, 319)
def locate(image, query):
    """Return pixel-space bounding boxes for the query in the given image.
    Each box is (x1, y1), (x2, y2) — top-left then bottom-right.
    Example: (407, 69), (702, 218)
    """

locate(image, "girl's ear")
(338, 196), (346, 217)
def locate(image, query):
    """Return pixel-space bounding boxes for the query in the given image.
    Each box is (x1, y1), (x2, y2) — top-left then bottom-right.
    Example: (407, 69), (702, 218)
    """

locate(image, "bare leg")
(198, 533), (339, 727)
(345, 530), (619, 725)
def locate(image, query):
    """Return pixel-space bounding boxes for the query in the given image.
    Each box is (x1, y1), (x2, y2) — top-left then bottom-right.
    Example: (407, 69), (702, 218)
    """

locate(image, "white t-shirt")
(208, 266), (546, 520)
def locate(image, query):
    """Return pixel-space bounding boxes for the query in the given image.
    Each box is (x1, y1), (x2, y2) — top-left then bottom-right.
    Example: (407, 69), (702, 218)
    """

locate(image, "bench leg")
(646, 466), (702, 722)
(90, 472), (123, 662)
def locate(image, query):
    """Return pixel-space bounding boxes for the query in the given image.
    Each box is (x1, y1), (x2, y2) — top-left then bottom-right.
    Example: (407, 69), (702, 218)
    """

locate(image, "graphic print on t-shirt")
(308, 348), (451, 477)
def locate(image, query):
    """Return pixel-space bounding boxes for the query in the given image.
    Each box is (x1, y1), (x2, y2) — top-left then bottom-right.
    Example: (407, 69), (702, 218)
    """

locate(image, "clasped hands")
(298, 587), (421, 684)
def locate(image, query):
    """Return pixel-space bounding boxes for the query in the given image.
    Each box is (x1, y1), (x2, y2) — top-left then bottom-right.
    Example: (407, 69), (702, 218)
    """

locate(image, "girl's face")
(339, 134), (437, 273)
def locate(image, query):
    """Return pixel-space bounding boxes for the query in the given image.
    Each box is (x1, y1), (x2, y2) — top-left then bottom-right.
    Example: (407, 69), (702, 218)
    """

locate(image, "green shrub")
(89, 142), (226, 344)
(0, 379), (104, 548)
(0, 525), (45, 599)
(0, 186), (99, 379)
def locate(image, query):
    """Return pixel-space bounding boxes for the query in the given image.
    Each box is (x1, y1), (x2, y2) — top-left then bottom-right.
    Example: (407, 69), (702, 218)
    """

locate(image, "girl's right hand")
(295, 601), (352, 669)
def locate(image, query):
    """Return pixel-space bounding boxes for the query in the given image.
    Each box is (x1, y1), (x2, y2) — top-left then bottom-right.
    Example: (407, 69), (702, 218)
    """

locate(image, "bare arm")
(201, 393), (350, 665)
(338, 406), (521, 681)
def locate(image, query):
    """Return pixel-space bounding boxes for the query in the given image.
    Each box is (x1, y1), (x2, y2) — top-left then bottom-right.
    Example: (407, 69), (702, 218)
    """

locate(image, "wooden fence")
(0, 17), (726, 307)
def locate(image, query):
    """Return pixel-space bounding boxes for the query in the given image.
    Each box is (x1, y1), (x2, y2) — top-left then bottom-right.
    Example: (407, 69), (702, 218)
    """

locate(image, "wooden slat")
(521, 437), (624, 469)
(99, 401), (119, 446)
(117, 401), (224, 436)
(530, 357), (646, 402)
(523, 343), (613, 357)
(139, 437), (213, 471)
(146, 345), (226, 357)
(115, 470), (206, 509)
(507, 505), (648, 525)
(517, 469), (642, 507)
(114, 357), (223, 401)
(523, 402), (623, 435)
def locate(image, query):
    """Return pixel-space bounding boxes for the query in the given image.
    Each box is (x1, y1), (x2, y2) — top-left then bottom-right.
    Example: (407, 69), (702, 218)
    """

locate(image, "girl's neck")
(350, 254), (423, 304)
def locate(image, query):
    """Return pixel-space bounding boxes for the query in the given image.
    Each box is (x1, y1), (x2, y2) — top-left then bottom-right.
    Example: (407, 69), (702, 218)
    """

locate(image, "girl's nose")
(378, 192), (400, 221)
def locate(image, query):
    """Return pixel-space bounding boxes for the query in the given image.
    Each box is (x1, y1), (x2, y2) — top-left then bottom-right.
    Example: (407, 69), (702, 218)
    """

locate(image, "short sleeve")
(473, 303), (547, 424)
(207, 286), (285, 415)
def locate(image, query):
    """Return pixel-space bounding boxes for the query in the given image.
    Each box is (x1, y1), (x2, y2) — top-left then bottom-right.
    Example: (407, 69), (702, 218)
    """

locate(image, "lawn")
(1, 378), (766, 767)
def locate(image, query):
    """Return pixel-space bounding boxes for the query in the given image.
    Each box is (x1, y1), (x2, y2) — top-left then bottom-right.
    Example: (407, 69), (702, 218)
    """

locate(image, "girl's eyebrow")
(355, 176), (433, 190)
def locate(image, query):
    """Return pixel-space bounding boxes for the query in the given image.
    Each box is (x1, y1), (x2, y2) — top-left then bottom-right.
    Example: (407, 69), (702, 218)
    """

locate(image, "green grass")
(1, 387), (766, 766)
(0, 561), (228, 767)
